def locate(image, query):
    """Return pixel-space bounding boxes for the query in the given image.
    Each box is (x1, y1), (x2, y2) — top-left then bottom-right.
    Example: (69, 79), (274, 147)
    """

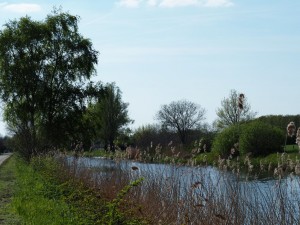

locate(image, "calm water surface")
(73, 156), (300, 198)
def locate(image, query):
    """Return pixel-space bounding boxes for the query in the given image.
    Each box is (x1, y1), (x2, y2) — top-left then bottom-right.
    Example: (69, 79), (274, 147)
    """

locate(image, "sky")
(0, 0), (299, 136)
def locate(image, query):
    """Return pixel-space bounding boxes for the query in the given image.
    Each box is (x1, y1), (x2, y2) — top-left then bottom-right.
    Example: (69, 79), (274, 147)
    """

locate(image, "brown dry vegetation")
(37, 152), (300, 225)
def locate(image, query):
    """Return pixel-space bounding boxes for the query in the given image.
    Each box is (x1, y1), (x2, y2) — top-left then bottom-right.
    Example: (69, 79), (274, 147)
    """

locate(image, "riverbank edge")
(0, 155), (148, 225)
(82, 146), (300, 177)
(2, 151), (300, 224)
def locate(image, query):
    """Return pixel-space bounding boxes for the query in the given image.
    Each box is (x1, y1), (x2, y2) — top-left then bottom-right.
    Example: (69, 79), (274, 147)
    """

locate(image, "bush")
(211, 125), (240, 158)
(239, 121), (285, 156)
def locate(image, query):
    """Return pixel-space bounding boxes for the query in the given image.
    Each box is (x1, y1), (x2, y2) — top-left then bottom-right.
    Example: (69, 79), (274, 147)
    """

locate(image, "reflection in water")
(68, 156), (300, 224)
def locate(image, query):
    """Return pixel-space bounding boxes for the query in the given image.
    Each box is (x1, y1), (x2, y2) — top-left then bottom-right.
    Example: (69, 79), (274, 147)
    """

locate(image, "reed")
(11, 151), (300, 224)
(59, 154), (300, 224)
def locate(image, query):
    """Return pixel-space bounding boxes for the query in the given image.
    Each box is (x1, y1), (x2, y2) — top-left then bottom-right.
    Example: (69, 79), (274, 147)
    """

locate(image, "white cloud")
(117, 0), (142, 8)
(159, 0), (199, 7)
(204, 0), (234, 7)
(117, 0), (234, 8)
(1, 3), (42, 13)
(147, 0), (158, 7)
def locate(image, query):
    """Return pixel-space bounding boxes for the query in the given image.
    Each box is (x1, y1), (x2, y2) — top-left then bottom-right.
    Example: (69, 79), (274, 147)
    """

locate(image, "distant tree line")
(0, 136), (11, 153)
(0, 8), (297, 160)
(254, 115), (300, 131)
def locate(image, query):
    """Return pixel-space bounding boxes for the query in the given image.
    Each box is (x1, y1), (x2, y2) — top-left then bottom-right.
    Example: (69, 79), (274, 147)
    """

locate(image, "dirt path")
(0, 153), (12, 166)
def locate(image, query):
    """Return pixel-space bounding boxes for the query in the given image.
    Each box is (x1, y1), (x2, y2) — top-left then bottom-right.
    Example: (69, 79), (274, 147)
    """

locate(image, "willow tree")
(0, 9), (98, 159)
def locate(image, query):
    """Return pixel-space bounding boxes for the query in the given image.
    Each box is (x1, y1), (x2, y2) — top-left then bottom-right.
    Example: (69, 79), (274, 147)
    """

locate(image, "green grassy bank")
(0, 157), (22, 224)
(0, 155), (145, 225)
(0, 156), (79, 225)
(1, 152), (300, 224)
(83, 145), (300, 177)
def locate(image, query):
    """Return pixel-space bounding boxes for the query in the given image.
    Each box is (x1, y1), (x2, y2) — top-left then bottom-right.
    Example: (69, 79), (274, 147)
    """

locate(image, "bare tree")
(156, 100), (206, 144)
(215, 89), (257, 129)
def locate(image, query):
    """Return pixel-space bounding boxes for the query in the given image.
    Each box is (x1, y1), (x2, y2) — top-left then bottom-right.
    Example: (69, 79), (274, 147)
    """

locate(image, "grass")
(83, 144), (300, 177)
(283, 144), (299, 153)
(3, 151), (300, 224)
(109, 142), (300, 181)
(0, 156), (22, 224)
(193, 144), (300, 173)
(11, 156), (82, 225)
(83, 149), (109, 157)
(0, 155), (96, 224)
(2, 142), (300, 224)
(67, 153), (300, 224)
(6, 154), (146, 225)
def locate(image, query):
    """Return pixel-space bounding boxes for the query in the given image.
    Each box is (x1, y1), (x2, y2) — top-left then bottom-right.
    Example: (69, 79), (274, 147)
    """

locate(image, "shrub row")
(212, 121), (285, 157)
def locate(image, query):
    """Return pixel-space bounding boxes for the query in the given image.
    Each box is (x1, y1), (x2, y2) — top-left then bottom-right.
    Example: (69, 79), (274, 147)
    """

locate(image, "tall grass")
(10, 154), (146, 225)
(11, 156), (82, 225)
(11, 152), (300, 224)
(62, 154), (300, 225)
(0, 157), (22, 224)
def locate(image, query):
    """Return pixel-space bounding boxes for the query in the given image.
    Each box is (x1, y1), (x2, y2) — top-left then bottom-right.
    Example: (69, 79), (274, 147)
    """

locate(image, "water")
(72, 156), (300, 200)
(68, 156), (300, 224)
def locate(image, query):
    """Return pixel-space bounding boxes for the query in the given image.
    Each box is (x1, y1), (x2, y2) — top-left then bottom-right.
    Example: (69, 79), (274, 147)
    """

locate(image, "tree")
(156, 100), (206, 145)
(215, 89), (257, 130)
(0, 136), (6, 153)
(239, 121), (284, 156)
(132, 124), (179, 149)
(85, 83), (133, 151)
(255, 115), (300, 131)
(0, 9), (99, 158)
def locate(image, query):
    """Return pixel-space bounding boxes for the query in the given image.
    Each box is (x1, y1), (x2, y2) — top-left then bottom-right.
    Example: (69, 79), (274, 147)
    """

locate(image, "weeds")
(0, 157), (22, 224)
(103, 178), (145, 225)
(9, 149), (300, 225)
(10, 154), (146, 225)
(71, 153), (300, 224)
(12, 156), (80, 225)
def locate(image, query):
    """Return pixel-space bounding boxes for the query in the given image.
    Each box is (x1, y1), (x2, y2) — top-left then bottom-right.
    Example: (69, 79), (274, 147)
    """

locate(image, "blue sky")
(0, 0), (300, 135)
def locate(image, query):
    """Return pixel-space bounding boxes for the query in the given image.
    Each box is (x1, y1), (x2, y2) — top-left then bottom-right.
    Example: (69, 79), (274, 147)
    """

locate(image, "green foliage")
(132, 124), (180, 150)
(133, 124), (160, 147)
(12, 158), (80, 224)
(194, 151), (219, 165)
(0, 157), (22, 224)
(9, 155), (147, 225)
(211, 124), (240, 157)
(215, 89), (257, 129)
(85, 82), (133, 151)
(239, 121), (285, 156)
(255, 115), (300, 131)
(0, 8), (100, 159)
(0, 136), (8, 153)
(283, 144), (298, 153)
(102, 178), (145, 225)
(212, 120), (286, 158)
(83, 149), (108, 157)
(13, 157), (81, 224)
